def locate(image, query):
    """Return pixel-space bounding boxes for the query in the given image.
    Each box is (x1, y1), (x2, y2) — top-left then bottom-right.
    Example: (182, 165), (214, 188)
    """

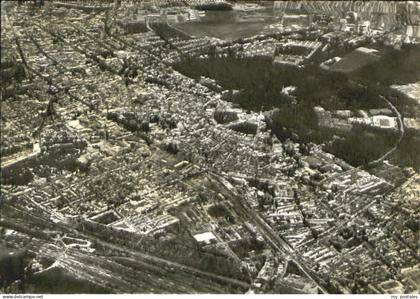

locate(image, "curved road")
(367, 95), (405, 167)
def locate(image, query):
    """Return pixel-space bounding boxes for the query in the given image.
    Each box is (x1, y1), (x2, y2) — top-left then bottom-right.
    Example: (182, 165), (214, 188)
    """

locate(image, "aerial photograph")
(1, 0), (419, 295)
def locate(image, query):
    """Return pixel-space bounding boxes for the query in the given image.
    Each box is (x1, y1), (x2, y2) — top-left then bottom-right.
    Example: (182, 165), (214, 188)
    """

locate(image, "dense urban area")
(1, 0), (419, 294)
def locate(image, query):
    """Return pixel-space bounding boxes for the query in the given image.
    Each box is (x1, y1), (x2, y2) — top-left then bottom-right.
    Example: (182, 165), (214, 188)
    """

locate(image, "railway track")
(209, 171), (329, 294)
(2, 197), (250, 293)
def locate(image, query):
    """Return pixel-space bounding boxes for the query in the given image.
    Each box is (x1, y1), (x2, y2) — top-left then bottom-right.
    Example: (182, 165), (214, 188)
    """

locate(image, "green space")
(173, 43), (420, 170)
